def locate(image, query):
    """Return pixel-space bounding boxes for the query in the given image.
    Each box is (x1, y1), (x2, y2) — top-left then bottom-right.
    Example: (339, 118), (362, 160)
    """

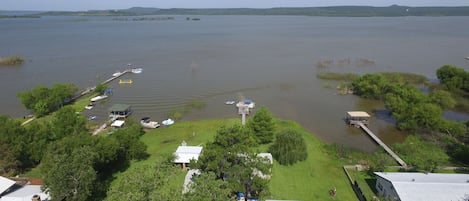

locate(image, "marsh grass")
(0, 56), (24, 66)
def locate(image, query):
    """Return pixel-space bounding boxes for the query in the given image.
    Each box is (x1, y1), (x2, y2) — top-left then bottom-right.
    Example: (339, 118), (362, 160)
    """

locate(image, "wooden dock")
(355, 122), (408, 167)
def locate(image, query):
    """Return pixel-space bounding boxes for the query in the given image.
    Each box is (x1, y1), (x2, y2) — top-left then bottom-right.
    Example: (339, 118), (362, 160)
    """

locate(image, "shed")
(173, 146), (203, 170)
(346, 111), (370, 125)
(108, 104), (132, 118)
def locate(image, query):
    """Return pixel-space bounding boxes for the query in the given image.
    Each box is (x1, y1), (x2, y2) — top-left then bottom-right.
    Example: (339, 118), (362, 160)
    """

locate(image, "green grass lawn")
(115, 118), (358, 201)
(268, 120), (356, 201)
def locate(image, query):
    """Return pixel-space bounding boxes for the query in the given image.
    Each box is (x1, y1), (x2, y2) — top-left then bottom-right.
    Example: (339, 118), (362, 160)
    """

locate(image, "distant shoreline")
(15, 6), (469, 17)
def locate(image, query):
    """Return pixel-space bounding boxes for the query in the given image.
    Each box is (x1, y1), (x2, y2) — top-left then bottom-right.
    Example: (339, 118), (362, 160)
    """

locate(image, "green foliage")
(436, 64), (469, 91)
(184, 172), (233, 201)
(247, 106), (275, 144)
(269, 129), (307, 165)
(17, 83), (78, 116)
(316, 72), (359, 81)
(393, 135), (450, 172)
(94, 83), (108, 95)
(42, 146), (97, 201)
(0, 56), (24, 65)
(196, 124), (270, 198)
(52, 106), (87, 139)
(429, 90), (456, 110)
(351, 74), (389, 99)
(105, 161), (183, 201)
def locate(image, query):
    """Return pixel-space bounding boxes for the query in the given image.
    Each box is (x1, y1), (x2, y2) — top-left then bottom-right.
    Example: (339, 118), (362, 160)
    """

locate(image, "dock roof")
(0, 176), (15, 195)
(346, 111), (370, 118)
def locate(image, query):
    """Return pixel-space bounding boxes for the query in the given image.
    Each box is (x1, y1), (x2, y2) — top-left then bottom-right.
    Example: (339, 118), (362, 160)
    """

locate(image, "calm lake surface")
(1, 15), (469, 152)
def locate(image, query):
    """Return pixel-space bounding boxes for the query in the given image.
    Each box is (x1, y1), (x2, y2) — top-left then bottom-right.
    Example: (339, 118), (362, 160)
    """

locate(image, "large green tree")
(42, 146), (97, 201)
(436, 64), (469, 91)
(269, 129), (307, 165)
(104, 161), (183, 201)
(184, 172), (233, 201)
(17, 83), (78, 116)
(196, 125), (271, 199)
(247, 106), (275, 144)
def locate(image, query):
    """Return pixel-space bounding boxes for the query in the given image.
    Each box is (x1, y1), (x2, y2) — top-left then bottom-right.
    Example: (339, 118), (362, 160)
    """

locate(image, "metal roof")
(0, 185), (50, 201)
(0, 176), (15, 196)
(375, 172), (469, 201)
(346, 111), (371, 118)
(174, 146), (203, 164)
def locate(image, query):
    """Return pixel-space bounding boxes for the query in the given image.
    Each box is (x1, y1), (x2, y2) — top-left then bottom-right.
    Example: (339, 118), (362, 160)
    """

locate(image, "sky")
(2, 0), (469, 11)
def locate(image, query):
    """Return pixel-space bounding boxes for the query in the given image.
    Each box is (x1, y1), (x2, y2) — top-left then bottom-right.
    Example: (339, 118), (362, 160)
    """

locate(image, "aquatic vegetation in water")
(0, 56), (24, 66)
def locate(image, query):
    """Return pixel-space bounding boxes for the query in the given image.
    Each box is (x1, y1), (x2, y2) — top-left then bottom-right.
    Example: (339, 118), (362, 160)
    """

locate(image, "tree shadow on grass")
(365, 178), (378, 194)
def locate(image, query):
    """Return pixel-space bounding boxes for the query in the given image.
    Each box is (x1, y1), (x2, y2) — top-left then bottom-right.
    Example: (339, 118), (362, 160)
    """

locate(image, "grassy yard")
(114, 118), (358, 201)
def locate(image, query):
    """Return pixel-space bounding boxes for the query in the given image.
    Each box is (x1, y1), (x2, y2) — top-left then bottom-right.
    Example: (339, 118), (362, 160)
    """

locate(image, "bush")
(0, 56), (24, 66)
(269, 129), (307, 165)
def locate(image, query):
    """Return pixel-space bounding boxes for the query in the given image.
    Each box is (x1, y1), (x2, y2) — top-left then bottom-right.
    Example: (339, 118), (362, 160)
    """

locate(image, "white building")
(374, 172), (469, 201)
(173, 145), (203, 169)
(0, 176), (50, 201)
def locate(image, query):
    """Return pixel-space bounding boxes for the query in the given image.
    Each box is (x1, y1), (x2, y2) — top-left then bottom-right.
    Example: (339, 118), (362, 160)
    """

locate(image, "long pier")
(355, 122), (408, 167)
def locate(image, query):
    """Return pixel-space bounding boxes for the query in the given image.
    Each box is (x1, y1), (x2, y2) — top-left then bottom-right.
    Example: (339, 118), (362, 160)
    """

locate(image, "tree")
(94, 83), (108, 95)
(196, 125), (270, 199)
(184, 172), (233, 201)
(42, 146), (97, 201)
(269, 129), (307, 165)
(436, 64), (468, 91)
(393, 135), (449, 172)
(247, 106), (275, 144)
(351, 74), (389, 99)
(429, 90), (456, 110)
(52, 106), (87, 139)
(17, 83), (78, 116)
(104, 161), (182, 201)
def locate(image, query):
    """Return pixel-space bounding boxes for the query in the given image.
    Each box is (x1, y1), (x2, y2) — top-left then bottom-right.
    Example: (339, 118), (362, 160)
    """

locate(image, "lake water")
(1, 15), (469, 152)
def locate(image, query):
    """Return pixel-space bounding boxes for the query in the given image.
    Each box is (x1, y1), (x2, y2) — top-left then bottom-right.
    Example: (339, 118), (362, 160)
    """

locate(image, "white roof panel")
(347, 111), (370, 118)
(174, 146), (203, 163)
(0, 176), (15, 195)
(0, 185), (50, 201)
(375, 172), (469, 201)
(111, 120), (125, 127)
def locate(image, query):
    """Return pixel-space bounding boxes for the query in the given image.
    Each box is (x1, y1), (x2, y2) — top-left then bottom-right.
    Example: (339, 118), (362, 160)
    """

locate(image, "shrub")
(269, 129), (307, 165)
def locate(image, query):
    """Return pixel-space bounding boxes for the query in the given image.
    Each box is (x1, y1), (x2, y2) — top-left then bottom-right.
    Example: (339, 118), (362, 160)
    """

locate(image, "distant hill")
(36, 6), (469, 17)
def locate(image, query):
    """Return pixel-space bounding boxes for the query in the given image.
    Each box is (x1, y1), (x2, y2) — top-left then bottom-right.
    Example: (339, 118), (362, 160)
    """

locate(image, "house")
(0, 176), (50, 201)
(173, 145), (203, 170)
(374, 172), (469, 201)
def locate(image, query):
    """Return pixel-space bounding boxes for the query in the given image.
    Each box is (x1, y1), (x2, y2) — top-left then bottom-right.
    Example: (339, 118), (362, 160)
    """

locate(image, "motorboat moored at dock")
(140, 117), (160, 129)
(90, 94), (108, 102)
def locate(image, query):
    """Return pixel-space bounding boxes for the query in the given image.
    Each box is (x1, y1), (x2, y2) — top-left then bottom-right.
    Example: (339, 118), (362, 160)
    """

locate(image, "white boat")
(84, 103), (94, 110)
(225, 100), (236, 105)
(131, 68), (143, 74)
(465, 56), (469, 60)
(140, 117), (160, 129)
(87, 115), (97, 120)
(90, 94), (108, 102)
(236, 99), (255, 109)
(162, 118), (175, 126)
(112, 71), (123, 77)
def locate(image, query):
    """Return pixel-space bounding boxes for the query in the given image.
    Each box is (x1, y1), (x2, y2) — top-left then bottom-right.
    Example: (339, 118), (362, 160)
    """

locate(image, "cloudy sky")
(3, 0), (469, 11)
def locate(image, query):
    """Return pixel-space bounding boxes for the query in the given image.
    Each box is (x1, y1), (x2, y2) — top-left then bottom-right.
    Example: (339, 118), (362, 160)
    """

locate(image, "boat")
(465, 56), (469, 60)
(236, 99), (255, 109)
(119, 79), (133, 84)
(90, 94), (108, 102)
(112, 71), (123, 77)
(140, 117), (160, 129)
(84, 103), (94, 110)
(131, 68), (143, 74)
(87, 115), (97, 120)
(225, 100), (236, 105)
(162, 118), (175, 126)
